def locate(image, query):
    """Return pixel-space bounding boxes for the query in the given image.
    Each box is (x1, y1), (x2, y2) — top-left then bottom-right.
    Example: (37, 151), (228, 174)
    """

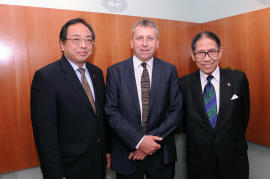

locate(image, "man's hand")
(128, 149), (147, 160)
(106, 153), (111, 168)
(138, 135), (162, 155)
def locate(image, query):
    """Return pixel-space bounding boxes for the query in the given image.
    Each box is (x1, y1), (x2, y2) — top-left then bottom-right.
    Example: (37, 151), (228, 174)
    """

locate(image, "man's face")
(60, 23), (94, 67)
(191, 37), (222, 75)
(131, 25), (159, 62)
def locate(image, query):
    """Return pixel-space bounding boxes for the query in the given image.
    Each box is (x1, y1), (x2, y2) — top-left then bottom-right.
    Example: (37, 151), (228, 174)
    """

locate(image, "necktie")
(78, 68), (96, 113)
(203, 75), (217, 129)
(141, 63), (150, 134)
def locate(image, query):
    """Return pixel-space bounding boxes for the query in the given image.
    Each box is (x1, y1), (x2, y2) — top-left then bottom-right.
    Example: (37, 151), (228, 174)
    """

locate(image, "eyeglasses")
(194, 50), (219, 59)
(66, 37), (95, 45)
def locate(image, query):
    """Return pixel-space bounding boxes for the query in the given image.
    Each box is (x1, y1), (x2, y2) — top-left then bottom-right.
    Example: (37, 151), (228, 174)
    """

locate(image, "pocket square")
(231, 94), (238, 100)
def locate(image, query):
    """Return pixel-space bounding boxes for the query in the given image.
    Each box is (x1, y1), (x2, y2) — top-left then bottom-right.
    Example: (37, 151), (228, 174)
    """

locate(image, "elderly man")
(105, 19), (183, 179)
(179, 31), (250, 179)
(31, 18), (111, 179)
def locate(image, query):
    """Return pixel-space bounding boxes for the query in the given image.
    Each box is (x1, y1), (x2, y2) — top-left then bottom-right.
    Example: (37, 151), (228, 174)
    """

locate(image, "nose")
(203, 53), (211, 61)
(79, 39), (87, 48)
(142, 38), (148, 46)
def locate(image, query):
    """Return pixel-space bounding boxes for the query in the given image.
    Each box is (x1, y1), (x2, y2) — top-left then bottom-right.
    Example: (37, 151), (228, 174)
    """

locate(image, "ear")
(191, 50), (196, 62)
(131, 38), (134, 49)
(218, 47), (223, 59)
(60, 40), (65, 52)
(156, 39), (159, 50)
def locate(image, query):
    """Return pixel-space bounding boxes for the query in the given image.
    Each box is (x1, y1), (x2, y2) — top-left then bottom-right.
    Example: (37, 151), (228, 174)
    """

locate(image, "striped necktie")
(203, 75), (217, 129)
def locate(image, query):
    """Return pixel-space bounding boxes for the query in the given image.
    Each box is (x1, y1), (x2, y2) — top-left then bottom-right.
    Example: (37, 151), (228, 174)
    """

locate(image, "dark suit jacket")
(178, 68), (250, 179)
(105, 56), (183, 175)
(31, 55), (111, 179)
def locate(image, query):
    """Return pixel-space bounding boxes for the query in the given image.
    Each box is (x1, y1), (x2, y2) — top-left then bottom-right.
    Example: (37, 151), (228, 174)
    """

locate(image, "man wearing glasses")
(178, 31), (250, 179)
(31, 18), (111, 179)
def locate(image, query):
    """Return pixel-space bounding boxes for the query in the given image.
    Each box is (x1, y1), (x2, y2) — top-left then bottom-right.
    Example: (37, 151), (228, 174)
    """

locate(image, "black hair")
(59, 18), (95, 43)
(191, 31), (221, 51)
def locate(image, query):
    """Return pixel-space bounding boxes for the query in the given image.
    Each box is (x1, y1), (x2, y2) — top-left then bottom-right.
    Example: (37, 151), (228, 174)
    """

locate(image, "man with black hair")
(31, 18), (111, 179)
(179, 31), (250, 179)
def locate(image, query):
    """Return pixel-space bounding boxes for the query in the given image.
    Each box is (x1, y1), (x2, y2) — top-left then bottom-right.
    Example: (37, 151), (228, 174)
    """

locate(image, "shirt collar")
(200, 66), (220, 83)
(65, 54), (87, 71)
(133, 55), (154, 69)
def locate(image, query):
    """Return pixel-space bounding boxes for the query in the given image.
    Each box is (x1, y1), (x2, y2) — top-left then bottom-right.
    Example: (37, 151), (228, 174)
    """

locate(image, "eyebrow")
(135, 35), (155, 38)
(71, 34), (92, 38)
(197, 48), (218, 52)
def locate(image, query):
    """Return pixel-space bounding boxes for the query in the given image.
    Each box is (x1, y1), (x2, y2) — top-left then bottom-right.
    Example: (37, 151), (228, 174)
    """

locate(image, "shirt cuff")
(135, 136), (145, 149)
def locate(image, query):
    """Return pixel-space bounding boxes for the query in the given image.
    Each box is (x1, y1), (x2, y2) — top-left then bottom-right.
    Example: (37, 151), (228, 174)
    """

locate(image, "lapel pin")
(227, 83), (231, 86)
(93, 75), (96, 79)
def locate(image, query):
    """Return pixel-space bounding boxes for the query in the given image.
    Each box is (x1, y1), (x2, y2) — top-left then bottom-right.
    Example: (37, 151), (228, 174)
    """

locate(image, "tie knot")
(78, 68), (85, 74)
(141, 63), (147, 69)
(207, 75), (214, 82)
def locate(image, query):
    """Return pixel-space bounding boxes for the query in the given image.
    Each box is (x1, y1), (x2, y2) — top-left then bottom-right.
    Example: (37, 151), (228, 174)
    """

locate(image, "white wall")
(2, 0), (270, 23)
(248, 141), (270, 179)
(199, 0), (270, 22)
(0, 0), (200, 22)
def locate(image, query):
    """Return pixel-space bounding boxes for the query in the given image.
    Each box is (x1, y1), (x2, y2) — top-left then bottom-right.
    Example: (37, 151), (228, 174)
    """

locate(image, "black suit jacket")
(31, 55), (111, 179)
(178, 68), (250, 179)
(105, 56), (183, 175)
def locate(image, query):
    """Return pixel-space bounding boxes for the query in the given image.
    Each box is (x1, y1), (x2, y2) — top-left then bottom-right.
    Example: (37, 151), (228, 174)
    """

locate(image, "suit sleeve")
(99, 71), (112, 154)
(31, 70), (64, 179)
(105, 68), (144, 151)
(146, 66), (183, 142)
(104, 103), (112, 153)
(241, 73), (250, 132)
(178, 78), (187, 134)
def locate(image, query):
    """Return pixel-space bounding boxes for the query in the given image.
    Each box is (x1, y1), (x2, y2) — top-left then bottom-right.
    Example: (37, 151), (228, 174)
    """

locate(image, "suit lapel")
(190, 71), (215, 132)
(148, 57), (161, 112)
(60, 56), (96, 116)
(215, 68), (232, 131)
(123, 57), (141, 115)
(86, 63), (99, 116)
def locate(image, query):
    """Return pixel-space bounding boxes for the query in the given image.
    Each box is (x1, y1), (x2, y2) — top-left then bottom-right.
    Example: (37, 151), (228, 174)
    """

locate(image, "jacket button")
(97, 118), (99, 120)
(213, 135), (217, 139)
(98, 139), (100, 142)
(138, 119), (141, 122)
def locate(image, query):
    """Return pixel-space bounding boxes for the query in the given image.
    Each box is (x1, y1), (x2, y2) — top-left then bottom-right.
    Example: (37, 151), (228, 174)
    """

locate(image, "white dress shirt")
(66, 56), (95, 101)
(200, 66), (220, 114)
(133, 55), (154, 149)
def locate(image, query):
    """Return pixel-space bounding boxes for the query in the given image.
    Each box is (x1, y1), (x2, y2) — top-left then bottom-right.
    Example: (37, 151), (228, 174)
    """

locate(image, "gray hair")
(132, 19), (159, 39)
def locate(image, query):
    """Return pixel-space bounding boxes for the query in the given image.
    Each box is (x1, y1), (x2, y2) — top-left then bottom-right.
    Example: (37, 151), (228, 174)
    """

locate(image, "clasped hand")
(128, 135), (162, 160)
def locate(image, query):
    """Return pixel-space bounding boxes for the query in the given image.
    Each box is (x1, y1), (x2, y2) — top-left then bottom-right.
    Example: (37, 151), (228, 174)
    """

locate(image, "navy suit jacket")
(178, 68), (250, 179)
(105, 56), (183, 175)
(31, 55), (111, 179)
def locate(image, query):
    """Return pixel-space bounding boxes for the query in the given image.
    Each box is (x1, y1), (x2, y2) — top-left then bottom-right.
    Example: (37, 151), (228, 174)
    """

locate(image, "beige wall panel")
(202, 8), (270, 146)
(0, 4), (36, 173)
(0, 4), (201, 173)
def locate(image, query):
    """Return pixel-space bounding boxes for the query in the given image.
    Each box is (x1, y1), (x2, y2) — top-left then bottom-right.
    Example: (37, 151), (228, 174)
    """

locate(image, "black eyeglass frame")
(194, 50), (220, 59)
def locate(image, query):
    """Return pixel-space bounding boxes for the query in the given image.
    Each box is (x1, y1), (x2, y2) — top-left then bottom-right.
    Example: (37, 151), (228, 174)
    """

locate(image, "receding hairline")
(131, 19), (159, 39)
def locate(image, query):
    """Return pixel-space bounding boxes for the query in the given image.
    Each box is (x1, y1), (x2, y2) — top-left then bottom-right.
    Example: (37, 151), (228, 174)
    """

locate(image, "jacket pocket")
(230, 98), (240, 105)
(237, 141), (248, 154)
(60, 144), (86, 157)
